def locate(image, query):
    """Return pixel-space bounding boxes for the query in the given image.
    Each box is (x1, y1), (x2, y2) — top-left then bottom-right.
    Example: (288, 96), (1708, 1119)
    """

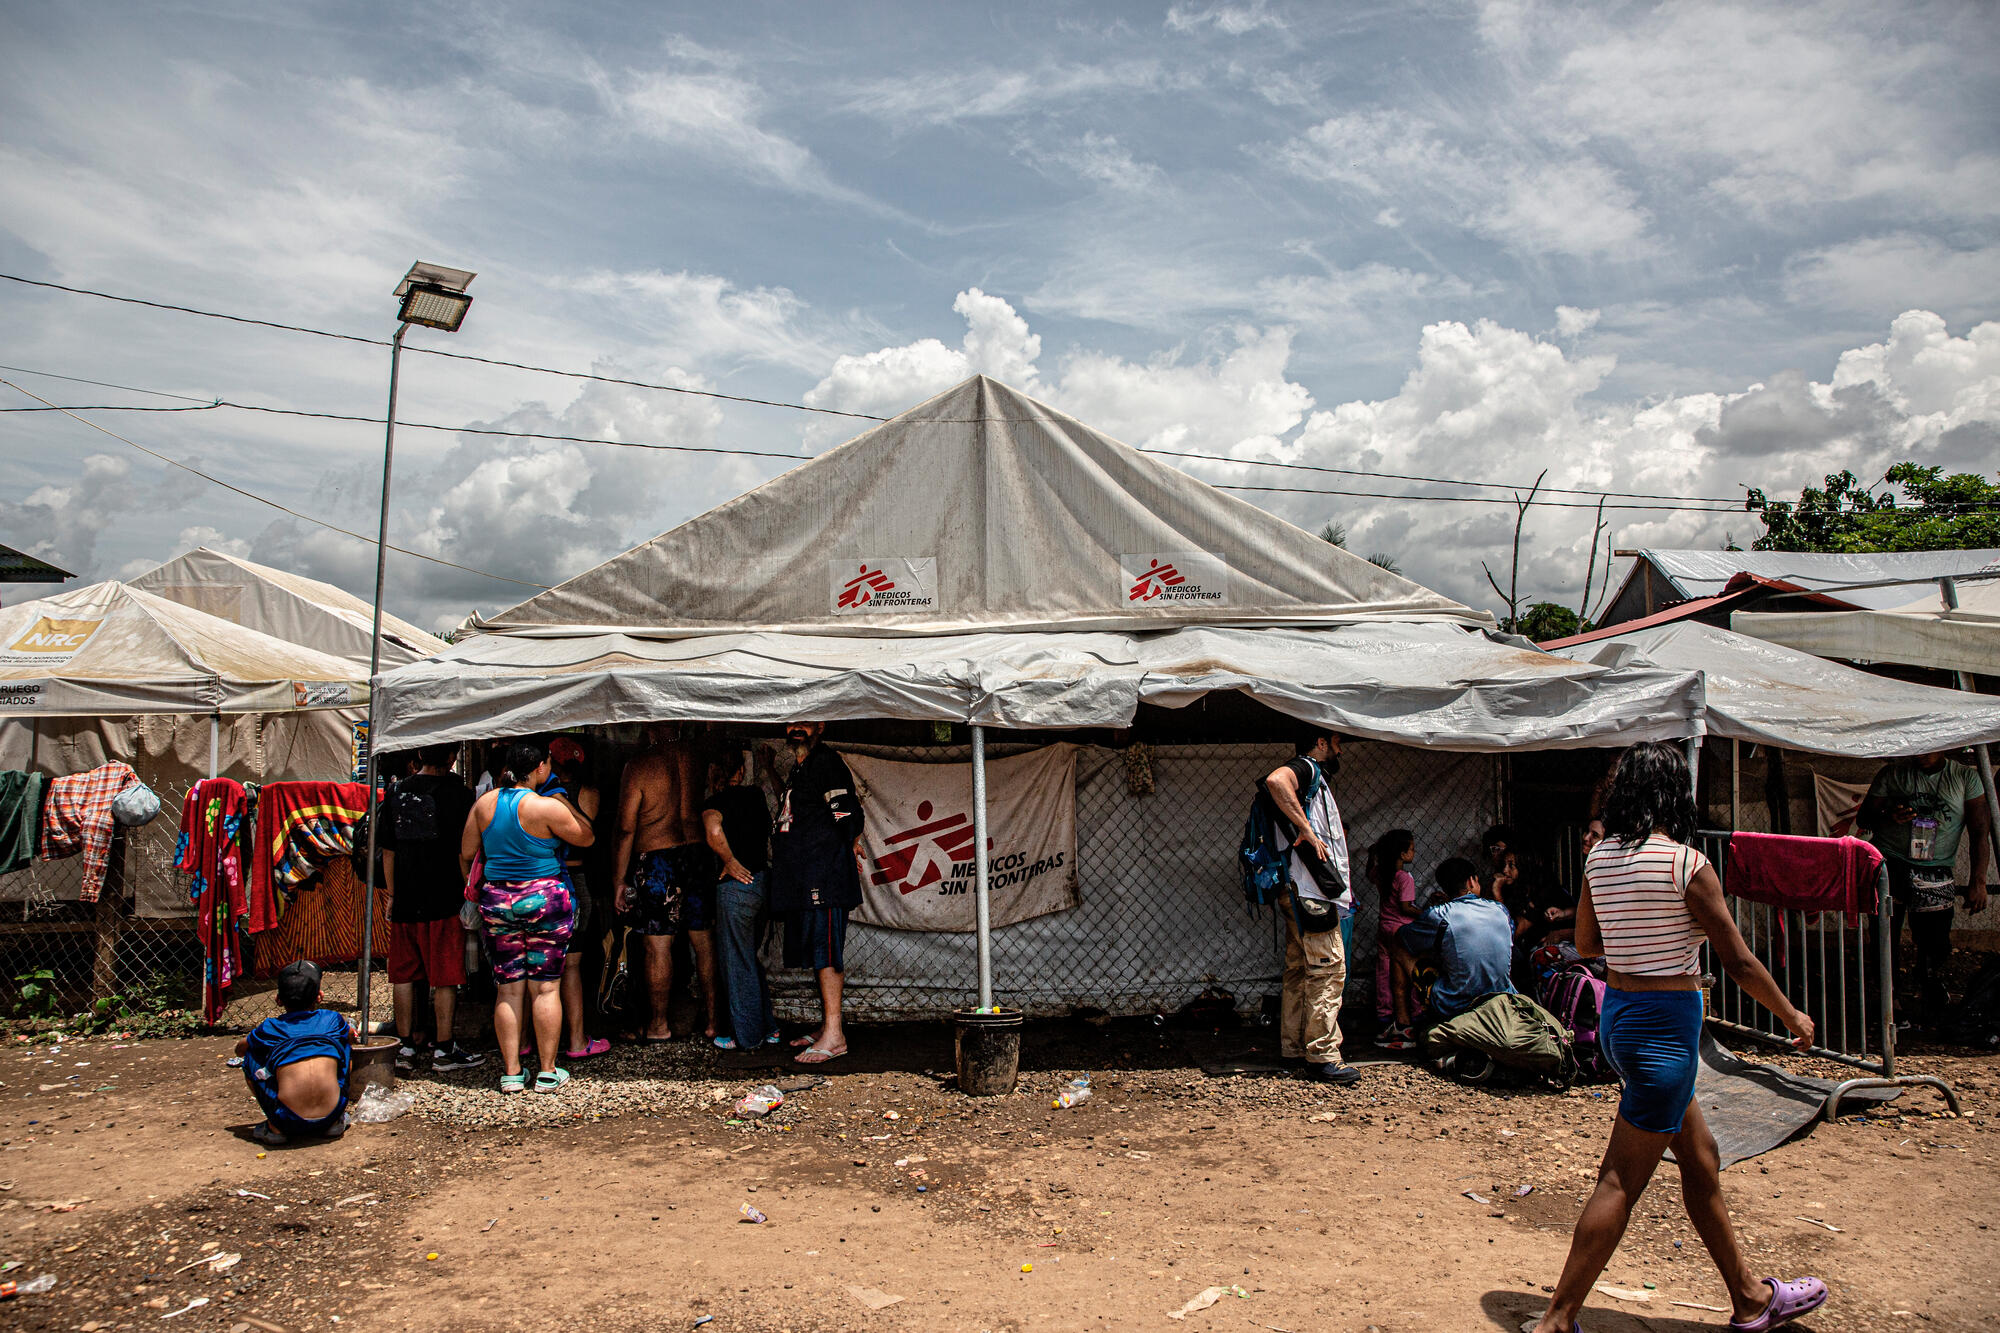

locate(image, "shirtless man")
(236, 960), (355, 1145)
(613, 724), (720, 1041)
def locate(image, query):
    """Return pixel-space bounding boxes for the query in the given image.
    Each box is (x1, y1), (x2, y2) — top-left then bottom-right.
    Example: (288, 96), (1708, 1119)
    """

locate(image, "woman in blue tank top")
(461, 739), (595, 1095)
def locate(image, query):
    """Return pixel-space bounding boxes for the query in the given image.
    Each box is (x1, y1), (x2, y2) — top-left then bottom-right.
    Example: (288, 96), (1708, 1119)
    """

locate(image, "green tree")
(1319, 520), (1402, 574)
(1518, 602), (1581, 641)
(1748, 465), (2000, 552)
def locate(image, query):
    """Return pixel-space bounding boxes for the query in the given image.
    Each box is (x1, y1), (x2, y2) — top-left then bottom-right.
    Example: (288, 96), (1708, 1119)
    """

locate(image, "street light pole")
(354, 262), (473, 1038)
(354, 322), (407, 1035)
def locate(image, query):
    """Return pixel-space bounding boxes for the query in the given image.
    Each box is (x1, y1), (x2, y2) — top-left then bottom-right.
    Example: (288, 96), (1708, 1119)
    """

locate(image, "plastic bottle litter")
(352, 1084), (415, 1124)
(1054, 1076), (1092, 1109)
(739, 1202), (768, 1224)
(733, 1085), (785, 1118)
(1, 1274), (56, 1298)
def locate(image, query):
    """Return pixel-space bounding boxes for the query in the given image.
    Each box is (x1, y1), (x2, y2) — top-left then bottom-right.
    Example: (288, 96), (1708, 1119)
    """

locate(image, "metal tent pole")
(356, 321), (408, 1036)
(208, 713), (220, 780)
(971, 724), (994, 1010)
(1684, 736), (1702, 804)
(1731, 737), (1741, 832)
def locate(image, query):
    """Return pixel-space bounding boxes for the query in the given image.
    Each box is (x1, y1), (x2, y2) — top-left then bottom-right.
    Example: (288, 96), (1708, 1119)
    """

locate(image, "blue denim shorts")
(1601, 986), (1704, 1134)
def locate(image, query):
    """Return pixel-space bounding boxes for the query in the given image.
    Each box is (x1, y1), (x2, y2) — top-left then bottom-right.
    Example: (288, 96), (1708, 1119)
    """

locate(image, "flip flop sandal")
(250, 1122), (290, 1147)
(794, 1045), (847, 1065)
(643, 1034), (676, 1046)
(563, 1038), (611, 1059)
(534, 1068), (572, 1094)
(712, 1036), (742, 1050)
(499, 1072), (527, 1095)
(1729, 1276), (1828, 1331)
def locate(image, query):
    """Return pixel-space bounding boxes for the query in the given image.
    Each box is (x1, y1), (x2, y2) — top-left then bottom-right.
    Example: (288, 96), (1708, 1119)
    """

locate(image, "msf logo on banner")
(837, 564), (897, 610)
(1127, 558), (1185, 602)
(870, 800), (980, 896)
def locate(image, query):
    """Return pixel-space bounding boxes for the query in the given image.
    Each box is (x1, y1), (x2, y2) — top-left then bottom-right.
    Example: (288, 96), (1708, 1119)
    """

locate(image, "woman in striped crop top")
(1531, 743), (1826, 1333)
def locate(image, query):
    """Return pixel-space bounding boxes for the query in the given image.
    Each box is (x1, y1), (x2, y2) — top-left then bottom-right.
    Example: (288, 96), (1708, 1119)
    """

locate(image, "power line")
(0, 378), (549, 590)
(1211, 481), (1745, 513)
(0, 271), (881, 420)
(0, 362), (213, 403)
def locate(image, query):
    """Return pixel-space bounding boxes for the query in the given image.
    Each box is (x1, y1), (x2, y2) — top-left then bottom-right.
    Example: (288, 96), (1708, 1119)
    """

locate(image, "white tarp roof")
(474, 375), (1486, 637)
(1732, 574), (2000, 679)
(1625, 548), (2000, 610)
(131, 547), (446, 666)
(0, 580), (368, 716)
(374, 622), (1705, 753)
(1552, 619), (2000, 757)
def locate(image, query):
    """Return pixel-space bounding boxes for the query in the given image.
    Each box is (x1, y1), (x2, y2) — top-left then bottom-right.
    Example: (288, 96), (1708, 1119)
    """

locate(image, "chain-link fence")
(767, 739), (1502, 1022)
(0, 777), (203, 1017)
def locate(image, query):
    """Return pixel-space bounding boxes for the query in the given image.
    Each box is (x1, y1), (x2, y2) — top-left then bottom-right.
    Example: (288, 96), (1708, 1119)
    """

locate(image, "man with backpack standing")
(1261, 730), (1361, 1086)
(381, 745), (483, 1071)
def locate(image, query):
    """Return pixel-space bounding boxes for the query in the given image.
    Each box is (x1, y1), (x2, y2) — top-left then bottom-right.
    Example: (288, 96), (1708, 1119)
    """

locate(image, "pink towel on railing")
(1725, 832), (1883, 921)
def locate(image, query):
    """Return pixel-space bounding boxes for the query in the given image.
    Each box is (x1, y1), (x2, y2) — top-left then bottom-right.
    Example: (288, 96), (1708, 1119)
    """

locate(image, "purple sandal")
(1730, 1276), (1827, 1331)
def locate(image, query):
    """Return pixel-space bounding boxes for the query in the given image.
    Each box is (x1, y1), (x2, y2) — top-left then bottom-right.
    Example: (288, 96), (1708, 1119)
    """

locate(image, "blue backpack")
(1238, 760), (1322, 909)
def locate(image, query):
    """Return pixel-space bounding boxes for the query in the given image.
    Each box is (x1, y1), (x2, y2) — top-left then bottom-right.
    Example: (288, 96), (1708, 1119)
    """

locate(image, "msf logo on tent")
(869, 800), (981, 895)
(8, 618), (101, 655)
(837, 564), (897, 610)
(1128, 558), (1185, 602)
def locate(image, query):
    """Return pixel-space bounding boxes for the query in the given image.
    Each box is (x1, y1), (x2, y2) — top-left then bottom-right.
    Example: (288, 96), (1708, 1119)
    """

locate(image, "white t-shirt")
(1281, 757), (1352, 907)
(1584, 833), (1711, 977)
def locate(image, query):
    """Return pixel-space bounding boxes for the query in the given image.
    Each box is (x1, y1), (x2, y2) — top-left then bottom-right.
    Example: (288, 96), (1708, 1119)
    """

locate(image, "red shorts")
(387, 918), (467, 987)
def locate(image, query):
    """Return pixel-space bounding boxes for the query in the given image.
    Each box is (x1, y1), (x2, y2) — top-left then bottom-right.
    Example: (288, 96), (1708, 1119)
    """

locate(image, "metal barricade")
(1696, 831), (1956, 1119)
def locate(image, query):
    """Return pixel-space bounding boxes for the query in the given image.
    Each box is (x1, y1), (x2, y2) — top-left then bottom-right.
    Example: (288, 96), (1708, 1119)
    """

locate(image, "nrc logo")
(8, 618), (101, 654)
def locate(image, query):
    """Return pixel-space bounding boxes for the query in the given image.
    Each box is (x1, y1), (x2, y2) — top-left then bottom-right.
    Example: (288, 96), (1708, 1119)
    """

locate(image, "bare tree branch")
(1578, 494), (1607, 626)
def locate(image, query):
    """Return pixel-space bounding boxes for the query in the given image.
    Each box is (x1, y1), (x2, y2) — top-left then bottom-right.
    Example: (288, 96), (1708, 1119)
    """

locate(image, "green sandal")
(533, 1068), (571, 1094)
(499, 1072), (527, 1095)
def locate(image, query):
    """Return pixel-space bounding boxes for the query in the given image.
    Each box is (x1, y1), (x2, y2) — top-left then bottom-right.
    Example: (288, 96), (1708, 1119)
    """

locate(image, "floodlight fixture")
(394, 262), (476, 331)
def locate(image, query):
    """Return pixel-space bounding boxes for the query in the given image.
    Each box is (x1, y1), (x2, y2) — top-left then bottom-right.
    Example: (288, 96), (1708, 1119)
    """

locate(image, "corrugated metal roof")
(0, 542), (76, 583)
(1638, 548), (2000, 610)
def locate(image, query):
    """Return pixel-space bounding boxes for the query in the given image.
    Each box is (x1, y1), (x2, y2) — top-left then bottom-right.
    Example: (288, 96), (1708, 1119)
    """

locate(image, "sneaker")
(1307, 1062), (1361, 1086)
(1373, 1026), (1416, 1051)
(397, 1041), (422, 1059)
(1451, 1052), (1496, 1084)
(430, 1043), (485, 1071)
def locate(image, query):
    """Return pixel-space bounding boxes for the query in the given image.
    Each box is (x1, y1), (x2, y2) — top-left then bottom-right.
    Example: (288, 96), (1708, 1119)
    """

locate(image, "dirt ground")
(3, 1003), (1996, 1333)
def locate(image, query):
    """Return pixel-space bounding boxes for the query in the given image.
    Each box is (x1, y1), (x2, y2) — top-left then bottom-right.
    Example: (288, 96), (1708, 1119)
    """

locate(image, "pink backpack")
(1539, 963), (1614, 1080)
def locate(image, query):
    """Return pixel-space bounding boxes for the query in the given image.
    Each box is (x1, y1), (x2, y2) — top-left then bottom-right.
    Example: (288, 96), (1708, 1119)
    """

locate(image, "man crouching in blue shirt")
(1390, 857), (1516, 1031)
(237, 960), (356, 1146)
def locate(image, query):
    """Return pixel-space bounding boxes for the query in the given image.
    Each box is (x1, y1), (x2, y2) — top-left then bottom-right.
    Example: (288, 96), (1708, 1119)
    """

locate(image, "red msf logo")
(1128, 558), (1185, 602)
(870, 799), (981, 894)
(838, 564), (897, 609)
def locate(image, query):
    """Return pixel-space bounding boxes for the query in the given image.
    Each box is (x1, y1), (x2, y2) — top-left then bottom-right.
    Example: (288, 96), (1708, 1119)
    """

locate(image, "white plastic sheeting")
(1732, 575), (2000, 679)
(373, 621), (1704, 751)
(0, 581), (369, 717)
(474, 376), (1485, 637)
(1553, 620), (2000, 758)
(132, 547), (446, 667)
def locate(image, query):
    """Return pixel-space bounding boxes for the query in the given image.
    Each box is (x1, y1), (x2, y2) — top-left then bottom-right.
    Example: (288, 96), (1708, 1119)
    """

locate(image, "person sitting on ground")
(1390, 857), (1515, 1030)
(463, 739), (596, 1095)
(237, 960), (356, 1146)
(1366, 829), (1421, 1050)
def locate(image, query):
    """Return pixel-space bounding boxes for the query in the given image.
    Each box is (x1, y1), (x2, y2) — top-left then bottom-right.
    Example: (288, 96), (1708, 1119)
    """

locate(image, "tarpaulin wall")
(769, 740), (1500, 1021)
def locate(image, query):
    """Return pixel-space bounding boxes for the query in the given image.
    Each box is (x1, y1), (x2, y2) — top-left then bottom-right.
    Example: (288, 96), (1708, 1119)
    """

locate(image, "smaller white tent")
(0, 581), (367, 717)
(1551, 620), (2000, 758)
(131, 547), (446, 666)
(1732, 574), (2000, 680)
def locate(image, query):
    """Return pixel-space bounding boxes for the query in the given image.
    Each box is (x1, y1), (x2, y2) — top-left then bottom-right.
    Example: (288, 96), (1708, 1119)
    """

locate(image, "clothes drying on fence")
(0, 770), (45, 875)
(1724, 832), (1883, 921)
(251, 781), (373, 931)
(40, 761), (140, 903)
(177, 778), (254, 1024)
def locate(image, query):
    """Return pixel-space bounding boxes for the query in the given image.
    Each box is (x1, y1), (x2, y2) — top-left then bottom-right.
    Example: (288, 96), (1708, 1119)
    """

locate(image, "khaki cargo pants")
(1280, 893), (1347, 1064)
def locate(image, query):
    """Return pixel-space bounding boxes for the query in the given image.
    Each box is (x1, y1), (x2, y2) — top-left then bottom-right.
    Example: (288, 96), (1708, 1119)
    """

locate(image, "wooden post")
(90, 828), (127, 1000)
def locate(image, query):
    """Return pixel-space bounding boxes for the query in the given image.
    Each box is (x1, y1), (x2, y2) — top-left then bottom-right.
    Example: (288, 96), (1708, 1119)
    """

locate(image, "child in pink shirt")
(1368, 829), (1419, 1048)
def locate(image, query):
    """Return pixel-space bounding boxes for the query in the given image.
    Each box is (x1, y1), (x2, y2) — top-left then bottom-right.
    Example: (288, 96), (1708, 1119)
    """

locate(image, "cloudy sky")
(2, 0), (1997, 630)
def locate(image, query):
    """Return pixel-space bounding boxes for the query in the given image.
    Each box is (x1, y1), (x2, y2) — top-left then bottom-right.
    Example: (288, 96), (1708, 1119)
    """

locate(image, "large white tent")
(132, 546), (446, 667)
(375, 377), (1705, 1018)
(1732, 573), (2000, 680)
(1550, 620), (2000, 758)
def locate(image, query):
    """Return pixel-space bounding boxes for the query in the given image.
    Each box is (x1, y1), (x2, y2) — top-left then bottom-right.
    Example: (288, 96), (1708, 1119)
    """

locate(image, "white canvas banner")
(1120, 552), (1229, 607)
(846, 744), (1078, 931)
(829, 557), (938, 614)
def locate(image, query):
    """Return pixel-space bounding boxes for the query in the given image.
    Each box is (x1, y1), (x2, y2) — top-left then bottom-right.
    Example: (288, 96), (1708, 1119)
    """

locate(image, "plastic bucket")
(346, 1038), (399, 1101)
(953, 1007), (1023, 1096)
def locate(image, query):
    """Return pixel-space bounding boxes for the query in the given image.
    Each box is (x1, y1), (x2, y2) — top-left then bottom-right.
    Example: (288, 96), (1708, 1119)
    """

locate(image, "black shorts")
(783, 907), (849, 973)
(631, 844), (718, 937)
